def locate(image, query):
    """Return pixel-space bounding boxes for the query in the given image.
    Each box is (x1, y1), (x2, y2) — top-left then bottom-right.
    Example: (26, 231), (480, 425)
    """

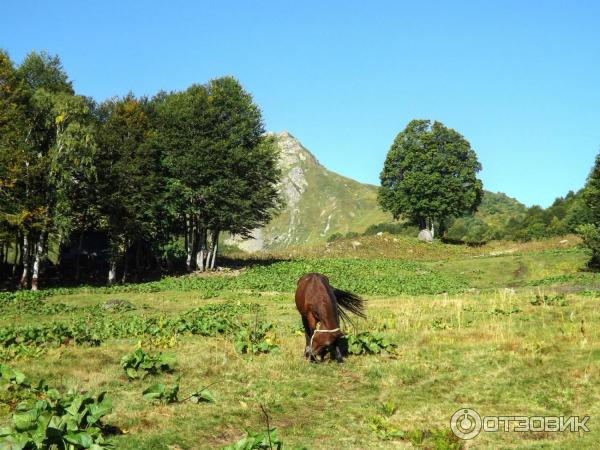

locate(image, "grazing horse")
(295, 273), (365, 363)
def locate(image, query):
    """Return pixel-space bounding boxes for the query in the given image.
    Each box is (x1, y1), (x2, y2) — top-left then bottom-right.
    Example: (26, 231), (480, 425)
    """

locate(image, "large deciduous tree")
(378, 119), (483, 238)
(156, 77), (281, 271)
(1, 53), (29, 281)
(95, 96), (163, 284)
(0, 51), (31, 277)
(0, 50), (95, 289)
(21, 53), (95, 290)
(197, 77), (281, 270)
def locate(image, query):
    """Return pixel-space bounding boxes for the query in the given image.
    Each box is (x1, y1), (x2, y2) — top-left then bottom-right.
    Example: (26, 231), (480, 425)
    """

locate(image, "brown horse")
(295, 273), (365, 363)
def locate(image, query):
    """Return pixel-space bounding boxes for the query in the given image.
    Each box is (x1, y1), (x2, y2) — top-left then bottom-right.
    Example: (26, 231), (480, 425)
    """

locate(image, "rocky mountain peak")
(267, 131), (321, 171)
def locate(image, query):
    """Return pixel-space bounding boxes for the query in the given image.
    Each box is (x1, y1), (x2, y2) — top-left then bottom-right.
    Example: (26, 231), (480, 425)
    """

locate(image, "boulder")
(418, 229), (434, 243)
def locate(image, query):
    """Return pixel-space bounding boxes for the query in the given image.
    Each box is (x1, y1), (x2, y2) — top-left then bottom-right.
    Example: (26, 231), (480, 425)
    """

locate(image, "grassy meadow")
(1, 236), (600, 449)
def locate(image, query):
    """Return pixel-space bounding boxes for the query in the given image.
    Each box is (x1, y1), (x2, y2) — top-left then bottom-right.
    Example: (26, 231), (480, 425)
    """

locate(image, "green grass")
(432, 248), (592, 289)
(1, 257), (469, 303)
(1, 246), (600, 449)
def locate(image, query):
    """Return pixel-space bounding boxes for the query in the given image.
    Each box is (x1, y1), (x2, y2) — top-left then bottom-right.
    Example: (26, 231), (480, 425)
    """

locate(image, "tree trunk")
(12, 235), (19, 276)
(185, 217), (191, 271)
(210, 230), (219, 270)
(197, 247), (205, 272)
(204, 230), (214, 272)
(438, 219), (447, 238)
(430, 219), (435, 238)
(193, 228), (221, 272)
(55, 232), (63, 268)
(204, 248), (212, 271)
(185, 216), (195, 272)
(154, 252), (162, 276)
(31, 231), (47, 291)
(19, 234), (30, 289)
(195, 228), (207, 272)
(108, 260), (117, 285)
(75, 231), (84, 283)
(122, 252), (129, 284)
(135, 240), (142, 281)
(18, 237), (23, 266)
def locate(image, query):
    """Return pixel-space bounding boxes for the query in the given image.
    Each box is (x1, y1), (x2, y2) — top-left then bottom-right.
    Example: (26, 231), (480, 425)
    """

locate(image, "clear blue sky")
(2, 1), (599, 207)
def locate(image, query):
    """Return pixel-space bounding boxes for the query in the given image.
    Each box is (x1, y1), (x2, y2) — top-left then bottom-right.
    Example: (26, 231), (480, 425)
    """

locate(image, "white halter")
(309, 327), (340, 352)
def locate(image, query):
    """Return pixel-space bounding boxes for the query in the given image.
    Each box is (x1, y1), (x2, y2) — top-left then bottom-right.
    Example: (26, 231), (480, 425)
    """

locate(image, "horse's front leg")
(333, 341), (344, 364)
(301, 316), (315, 361)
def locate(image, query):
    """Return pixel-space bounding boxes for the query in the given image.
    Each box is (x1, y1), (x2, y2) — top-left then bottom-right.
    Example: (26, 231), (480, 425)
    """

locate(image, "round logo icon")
(450, 408), (482, 440)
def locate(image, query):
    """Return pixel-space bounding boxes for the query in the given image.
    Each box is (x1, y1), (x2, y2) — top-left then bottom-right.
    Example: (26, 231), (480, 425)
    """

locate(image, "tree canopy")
(378, 119), (483, 236)
(155, 77), (281, 272)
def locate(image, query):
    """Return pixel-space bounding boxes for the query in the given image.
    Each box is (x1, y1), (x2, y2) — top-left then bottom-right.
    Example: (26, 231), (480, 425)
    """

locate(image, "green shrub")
(343, 332), (396, 355)
(235, 259), (467, 296)
(0, 363), (28, 387)
(0, 364), (38, 412)
(121, 348), (175, 380)
(326, 232), (343, 242)
(142, 380), (215, 405)
(577, 223), (600, 269)
(142, 381), (180, 404)
(222, 428), (283, 450)
(0, 390), (114, 449)
(3, 257), (468, 302)
(0, 303), (258, 358)
(233, 322), (278, 355)
(363, 222), (416, 236)
(368, 414), (404, 440)
(445, 216), (494, 245)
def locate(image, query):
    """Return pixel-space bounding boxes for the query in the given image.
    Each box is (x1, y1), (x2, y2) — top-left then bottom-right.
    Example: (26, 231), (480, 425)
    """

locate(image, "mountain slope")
(229, 131), (391, 251)
(228, 131), (529, 252)
(475, 191), (528, 226)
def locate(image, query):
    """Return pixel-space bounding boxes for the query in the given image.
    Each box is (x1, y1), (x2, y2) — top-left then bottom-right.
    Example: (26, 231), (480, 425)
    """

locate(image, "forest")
(0, 50), (281, 289)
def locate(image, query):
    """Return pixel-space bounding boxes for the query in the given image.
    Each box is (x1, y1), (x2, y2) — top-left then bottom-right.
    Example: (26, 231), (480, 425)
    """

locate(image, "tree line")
(443, 188), (593, 244)
(0, 50), (282, 290)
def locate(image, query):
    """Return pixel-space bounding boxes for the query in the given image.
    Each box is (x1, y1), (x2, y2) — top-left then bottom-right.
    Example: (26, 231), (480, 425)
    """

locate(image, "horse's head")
(308, 329), (343, 359)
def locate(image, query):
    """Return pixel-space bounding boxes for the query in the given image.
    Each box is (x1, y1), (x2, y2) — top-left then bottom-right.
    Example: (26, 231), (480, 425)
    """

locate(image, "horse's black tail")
(333, 287), (366, 325)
